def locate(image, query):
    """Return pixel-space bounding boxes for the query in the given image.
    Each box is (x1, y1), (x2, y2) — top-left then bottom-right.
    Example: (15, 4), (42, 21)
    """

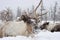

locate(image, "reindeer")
(40, 22), (60, 32)
(0, 15), (36, 38)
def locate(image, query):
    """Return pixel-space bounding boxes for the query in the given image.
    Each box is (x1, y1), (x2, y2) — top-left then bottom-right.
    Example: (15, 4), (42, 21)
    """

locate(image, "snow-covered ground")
(0, 31), (60, 40)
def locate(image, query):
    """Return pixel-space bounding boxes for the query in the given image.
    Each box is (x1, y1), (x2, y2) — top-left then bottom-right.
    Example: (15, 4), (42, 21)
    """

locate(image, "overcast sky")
(0, 0), (60, 11)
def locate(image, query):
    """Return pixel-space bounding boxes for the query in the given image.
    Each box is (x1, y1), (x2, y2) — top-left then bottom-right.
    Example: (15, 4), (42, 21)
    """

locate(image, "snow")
(0, 31), (60, 40)
(34, 31), (60, 40)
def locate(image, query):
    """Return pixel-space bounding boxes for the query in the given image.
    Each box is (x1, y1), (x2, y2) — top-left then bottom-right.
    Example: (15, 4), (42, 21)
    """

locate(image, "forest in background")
(0, 0), (60, 23)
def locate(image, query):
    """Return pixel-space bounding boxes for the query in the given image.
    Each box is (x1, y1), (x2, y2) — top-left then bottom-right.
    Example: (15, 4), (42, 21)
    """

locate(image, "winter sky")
(0, 0), (60, 11)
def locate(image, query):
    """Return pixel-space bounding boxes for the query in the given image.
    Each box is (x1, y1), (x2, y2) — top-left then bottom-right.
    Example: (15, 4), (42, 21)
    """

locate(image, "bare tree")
(6, 8), (13, 21)
(17, 7), (21, 18)
(0, 10), (7, 21)
(0, 8), (13, 21)
(40, 0), (43, 22)
(53, 2), (57, 23)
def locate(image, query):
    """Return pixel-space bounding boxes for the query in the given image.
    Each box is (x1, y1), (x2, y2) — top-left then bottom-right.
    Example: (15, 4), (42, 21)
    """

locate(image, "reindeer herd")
(0, 14), (60, 38)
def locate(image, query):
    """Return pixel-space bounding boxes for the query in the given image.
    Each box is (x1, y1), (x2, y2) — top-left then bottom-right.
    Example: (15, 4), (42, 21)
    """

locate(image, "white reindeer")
(0, 15), (35, 37)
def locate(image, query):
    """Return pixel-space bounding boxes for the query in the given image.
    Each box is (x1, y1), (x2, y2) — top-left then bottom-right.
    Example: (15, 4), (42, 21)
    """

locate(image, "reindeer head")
(40, 22), (49, 30)
(21, 15), (33, 24)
